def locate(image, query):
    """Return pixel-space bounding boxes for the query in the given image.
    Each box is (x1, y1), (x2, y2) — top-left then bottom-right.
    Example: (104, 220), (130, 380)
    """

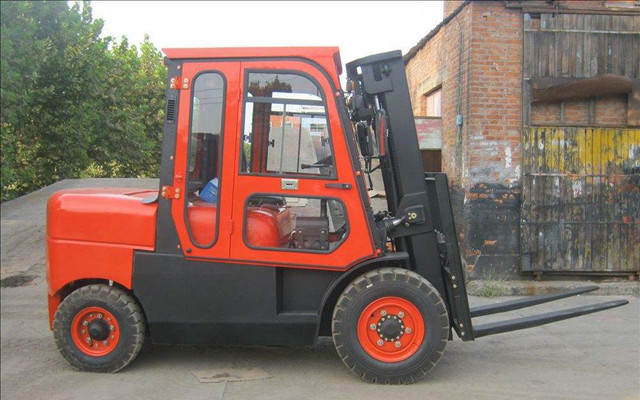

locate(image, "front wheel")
(332, 268), (448, 384)
(53, 284), (145, 372)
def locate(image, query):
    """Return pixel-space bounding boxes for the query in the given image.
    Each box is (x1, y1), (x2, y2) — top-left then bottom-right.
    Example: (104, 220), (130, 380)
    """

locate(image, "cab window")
(185, 72), (225, 247)
(241, 72), (334, 177)
(244, 195), (348, 252)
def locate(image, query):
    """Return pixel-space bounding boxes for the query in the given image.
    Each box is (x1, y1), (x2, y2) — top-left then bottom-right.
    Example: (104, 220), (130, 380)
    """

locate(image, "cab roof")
(162, 47), (342, 87)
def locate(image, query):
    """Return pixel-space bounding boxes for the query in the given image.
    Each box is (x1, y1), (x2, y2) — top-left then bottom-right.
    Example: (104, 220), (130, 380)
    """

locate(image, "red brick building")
(405, 1), (639, 279)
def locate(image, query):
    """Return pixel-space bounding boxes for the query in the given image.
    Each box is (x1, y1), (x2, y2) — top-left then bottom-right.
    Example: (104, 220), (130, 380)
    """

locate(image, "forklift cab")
(160, 48), (377, 267)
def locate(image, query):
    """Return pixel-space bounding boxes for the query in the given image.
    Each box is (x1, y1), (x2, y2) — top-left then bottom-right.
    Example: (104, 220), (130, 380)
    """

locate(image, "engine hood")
(47, 188), (158, 249)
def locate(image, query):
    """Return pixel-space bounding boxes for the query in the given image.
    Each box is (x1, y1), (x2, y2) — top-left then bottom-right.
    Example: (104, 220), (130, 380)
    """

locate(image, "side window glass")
(241, 73), (333, 177)
(245, 195), (348, 252)
(186, 72), (225, 247)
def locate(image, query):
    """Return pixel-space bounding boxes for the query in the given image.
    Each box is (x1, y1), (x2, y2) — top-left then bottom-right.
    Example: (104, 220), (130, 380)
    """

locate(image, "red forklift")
(47, 47), (628, 384)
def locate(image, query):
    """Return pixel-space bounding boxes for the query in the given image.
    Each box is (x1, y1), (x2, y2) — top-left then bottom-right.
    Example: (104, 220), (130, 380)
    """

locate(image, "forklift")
(46, 47), (628, 384)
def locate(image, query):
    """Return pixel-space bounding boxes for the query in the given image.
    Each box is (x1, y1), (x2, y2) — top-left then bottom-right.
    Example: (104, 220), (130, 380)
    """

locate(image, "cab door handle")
(325, 183), (352, 189)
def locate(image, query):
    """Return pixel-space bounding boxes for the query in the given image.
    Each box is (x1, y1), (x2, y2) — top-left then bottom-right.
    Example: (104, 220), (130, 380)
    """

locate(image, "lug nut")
(97, 313), (103, 319)
(370, 324), (376, 330)
(86, 337), (92, 343)
(82, 320), (89, 326)
(110, 325), (115, 331)
(103, 340), (109, 346)
(377, 339), (384, 346)
(110, 335), (115, 340)
(81, 329), (85, 334)
(380, 310), (387, 316)
(405, 327), (412, 334)
(398, 311), (405, 318)
(394, 341), (401, 348)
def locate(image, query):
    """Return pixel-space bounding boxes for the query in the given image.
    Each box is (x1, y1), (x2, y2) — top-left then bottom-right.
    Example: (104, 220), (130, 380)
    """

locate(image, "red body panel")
(47, 189), (157, 247)
(46, 188), (157, 327)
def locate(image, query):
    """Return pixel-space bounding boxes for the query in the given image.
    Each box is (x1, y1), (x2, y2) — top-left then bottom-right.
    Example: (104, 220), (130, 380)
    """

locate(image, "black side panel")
(279, 268), (339, 313)
(132, 252), (339, 345)
(156, 60), (182, 254)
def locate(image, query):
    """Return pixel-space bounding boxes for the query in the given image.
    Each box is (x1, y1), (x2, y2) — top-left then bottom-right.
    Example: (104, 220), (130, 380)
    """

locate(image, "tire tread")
(332, 267), (448, 384)
(53, 284), (145, 373)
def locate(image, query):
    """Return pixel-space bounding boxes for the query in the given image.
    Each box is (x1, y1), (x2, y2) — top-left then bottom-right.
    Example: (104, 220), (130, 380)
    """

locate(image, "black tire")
(53, 284), (145, 372)
(332, 267), (448, 384)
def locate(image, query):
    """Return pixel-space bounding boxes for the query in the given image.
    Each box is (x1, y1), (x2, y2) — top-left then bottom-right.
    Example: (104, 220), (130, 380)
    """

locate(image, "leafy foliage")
(1, 1), (166, 201)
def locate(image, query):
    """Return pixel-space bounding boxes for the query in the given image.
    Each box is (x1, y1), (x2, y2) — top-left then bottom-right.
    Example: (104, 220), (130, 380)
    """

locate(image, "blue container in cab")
(200, 178), (219, 203)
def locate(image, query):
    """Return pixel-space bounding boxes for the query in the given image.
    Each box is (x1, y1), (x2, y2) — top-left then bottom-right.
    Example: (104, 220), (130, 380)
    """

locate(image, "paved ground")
(2, 179), (639, 400)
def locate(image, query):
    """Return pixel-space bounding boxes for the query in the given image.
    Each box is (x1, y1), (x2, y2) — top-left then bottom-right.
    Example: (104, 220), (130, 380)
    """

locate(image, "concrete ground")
(2, 179), (639, 400)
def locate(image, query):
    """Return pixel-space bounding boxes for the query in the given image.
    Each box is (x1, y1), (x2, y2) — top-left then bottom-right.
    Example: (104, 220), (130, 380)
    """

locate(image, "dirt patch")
(1, 275), (38, 288)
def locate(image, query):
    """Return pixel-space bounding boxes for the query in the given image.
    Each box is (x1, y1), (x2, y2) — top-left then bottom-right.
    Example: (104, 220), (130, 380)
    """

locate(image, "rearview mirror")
(375, 109), (387, 158)
(355, 122), (374, 158)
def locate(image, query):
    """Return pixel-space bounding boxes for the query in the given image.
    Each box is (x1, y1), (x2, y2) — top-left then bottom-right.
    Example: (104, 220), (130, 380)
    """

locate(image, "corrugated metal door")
(521, 127), (639, 275)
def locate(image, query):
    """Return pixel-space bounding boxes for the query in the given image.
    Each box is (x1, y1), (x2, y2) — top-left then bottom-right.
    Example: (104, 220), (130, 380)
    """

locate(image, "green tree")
(1, 1), (166, 201)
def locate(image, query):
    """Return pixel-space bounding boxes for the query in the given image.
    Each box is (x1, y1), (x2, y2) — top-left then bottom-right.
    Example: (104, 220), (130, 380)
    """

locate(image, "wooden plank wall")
(521, 127), (640, 274)
(523, 13), (640, 126)
(521, 13), (640, 275)
(524, 13), (639, 79)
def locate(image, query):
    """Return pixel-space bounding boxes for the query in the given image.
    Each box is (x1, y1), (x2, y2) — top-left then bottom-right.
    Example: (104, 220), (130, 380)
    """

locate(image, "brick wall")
(405, 3), (472, 189)
(463, 1), (523, 278)
(531, 96), (629, 126)
(406, 1), (523, 279)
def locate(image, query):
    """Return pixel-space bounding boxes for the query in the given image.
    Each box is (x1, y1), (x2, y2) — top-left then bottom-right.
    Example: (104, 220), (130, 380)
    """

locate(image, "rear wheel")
(332, 267), (448, 384)
(53, 284), (145, 372)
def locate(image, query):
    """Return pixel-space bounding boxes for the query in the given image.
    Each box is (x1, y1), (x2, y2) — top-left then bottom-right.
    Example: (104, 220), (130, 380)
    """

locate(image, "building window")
(424, 88), (442, 117)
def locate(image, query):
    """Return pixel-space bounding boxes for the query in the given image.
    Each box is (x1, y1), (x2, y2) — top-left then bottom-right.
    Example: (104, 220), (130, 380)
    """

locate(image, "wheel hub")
(88, 319), (110, 341)
(71, 306), (120, 357)
(377, 315), (405, 341)
(357, 296), (426, 363)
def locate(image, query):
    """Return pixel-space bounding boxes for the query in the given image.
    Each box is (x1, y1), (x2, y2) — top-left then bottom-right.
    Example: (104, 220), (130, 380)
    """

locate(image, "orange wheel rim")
(357, 296), (425, 363)
(71, 307), (120, 356)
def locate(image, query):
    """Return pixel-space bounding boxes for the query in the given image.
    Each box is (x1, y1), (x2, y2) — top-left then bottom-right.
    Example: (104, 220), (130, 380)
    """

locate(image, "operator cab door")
(230, 60), (375, 270)
(171, 62), (240, 259)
